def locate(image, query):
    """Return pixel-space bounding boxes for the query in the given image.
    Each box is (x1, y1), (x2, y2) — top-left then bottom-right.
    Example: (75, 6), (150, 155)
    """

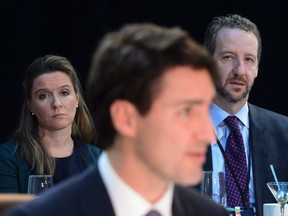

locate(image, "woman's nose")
(51, 96), (62, 109)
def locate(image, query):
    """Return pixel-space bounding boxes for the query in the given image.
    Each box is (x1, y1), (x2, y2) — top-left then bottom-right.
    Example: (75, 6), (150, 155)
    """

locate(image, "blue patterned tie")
(224, 116), (249, 208)
(145, 210), (161, 216)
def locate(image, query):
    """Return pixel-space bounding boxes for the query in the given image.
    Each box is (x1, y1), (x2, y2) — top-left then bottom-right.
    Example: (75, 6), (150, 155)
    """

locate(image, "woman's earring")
(31, 112), (35, 115)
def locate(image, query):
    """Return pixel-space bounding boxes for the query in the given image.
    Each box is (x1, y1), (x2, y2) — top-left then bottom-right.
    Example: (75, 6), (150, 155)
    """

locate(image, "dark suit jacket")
(202, 103), (288, 216)
(6, 161), (229, 216)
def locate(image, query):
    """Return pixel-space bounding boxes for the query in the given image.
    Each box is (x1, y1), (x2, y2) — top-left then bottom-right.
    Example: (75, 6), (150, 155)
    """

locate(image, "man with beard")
(202, 14), (288, 216)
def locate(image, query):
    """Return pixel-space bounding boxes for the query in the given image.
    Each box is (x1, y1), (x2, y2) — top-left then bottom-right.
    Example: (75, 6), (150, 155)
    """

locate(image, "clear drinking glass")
(267, 182), (288, 216)
(201, 171), (227, 207)
(27, 175), (53, 195)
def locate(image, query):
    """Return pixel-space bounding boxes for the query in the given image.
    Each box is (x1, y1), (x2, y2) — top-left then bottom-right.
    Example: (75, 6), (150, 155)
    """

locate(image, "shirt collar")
(98, 151), (174, 216)
(209, 102), (249, 128)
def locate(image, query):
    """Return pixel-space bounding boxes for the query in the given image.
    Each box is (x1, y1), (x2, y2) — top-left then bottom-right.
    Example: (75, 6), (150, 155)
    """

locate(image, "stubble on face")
(213, 28), (258, 105)
(216, 75), (254, 104)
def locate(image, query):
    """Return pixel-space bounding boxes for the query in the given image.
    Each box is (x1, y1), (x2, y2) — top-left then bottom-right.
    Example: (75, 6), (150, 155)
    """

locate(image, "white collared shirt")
(209, 102), (255, 205)
(98, 152), (174, 216)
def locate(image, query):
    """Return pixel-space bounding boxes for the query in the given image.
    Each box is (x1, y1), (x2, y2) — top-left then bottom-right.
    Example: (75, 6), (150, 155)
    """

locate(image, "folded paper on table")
(263, 203), (288, 216)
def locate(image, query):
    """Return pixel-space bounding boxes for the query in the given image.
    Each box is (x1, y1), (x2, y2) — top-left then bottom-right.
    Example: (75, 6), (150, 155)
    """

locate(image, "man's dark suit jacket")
(6, 161), (229, 216)
(203, 103), (288, 216)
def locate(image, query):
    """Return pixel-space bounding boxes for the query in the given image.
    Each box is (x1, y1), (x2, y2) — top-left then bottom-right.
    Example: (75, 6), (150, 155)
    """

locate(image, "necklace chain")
(46, 141), (74, 158)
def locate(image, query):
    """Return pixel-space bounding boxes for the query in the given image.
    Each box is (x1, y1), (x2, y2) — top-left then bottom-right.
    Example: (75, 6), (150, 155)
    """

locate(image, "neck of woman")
(40, 129), (74, 158)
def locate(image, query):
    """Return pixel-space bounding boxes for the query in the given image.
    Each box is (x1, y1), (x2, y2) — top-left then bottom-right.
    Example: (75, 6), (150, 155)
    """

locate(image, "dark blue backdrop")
(1, 0), (288, 143)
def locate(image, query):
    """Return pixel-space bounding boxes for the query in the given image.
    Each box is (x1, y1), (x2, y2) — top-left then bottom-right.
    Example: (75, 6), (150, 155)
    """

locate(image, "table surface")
(0, 194), (34, 216)
(0, 194), (34, 201)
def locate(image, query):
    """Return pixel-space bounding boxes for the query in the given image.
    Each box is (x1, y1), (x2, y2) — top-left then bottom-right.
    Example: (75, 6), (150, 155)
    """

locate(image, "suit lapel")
(248, 104), (267, 216)
(172, 186), (195, 216)
(85, 163), (116, 216)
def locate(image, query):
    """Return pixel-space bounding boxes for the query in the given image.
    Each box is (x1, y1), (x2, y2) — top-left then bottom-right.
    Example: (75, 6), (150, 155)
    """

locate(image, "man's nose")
(194, 113), (216, 144)
(233, 59), (246, 76)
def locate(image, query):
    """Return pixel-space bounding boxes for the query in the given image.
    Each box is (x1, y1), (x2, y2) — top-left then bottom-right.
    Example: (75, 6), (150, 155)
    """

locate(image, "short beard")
(216, 81), (253, 104)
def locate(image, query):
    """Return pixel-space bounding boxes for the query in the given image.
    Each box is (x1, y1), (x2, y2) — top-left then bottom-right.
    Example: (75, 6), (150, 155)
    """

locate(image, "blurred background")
(1, 0), (288, 143)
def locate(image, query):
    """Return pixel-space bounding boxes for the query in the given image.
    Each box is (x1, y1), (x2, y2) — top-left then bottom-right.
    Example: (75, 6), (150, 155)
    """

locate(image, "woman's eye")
(38, 93), (48, 100)
(61, 90), (70, 96)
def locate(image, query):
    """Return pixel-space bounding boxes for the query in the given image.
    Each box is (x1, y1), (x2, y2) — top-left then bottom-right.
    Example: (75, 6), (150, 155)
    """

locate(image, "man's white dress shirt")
(98, 152), (174, 216)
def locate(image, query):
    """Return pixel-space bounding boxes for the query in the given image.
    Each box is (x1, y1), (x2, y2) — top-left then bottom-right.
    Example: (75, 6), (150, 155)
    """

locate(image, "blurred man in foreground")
(6, 23), (228, 216)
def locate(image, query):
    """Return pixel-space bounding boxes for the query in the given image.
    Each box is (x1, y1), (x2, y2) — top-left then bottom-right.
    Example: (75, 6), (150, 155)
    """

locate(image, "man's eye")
(246, 57), (255, 63)
(180, 107), (191, 116)
(223, 56), (232, 61)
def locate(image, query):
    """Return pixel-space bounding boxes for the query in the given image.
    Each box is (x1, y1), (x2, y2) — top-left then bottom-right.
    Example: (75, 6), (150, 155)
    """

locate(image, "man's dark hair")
(204, 14), (262, 63)
(87, 23), (218, 149)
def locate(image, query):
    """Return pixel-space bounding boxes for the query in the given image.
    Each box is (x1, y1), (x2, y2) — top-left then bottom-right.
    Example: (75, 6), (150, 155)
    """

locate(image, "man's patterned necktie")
(145, 210), (161, 216)
(224, 116), (249, 208)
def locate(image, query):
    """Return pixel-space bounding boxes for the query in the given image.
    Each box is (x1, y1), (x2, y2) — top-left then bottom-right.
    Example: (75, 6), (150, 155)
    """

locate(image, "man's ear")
(255, 69), (258, 78)
(110, 100), (138, 138)
(255, 64), (259, 78)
